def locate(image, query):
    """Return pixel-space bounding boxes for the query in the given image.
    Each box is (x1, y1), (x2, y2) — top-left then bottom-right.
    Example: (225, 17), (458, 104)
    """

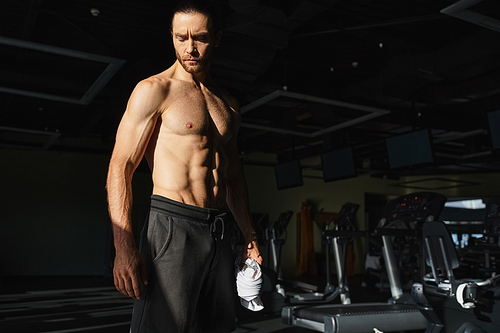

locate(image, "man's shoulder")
(137, 73), (174, 92)
(126, 73), (177, 115)
(210, 85), (240, 113)
(131, 73), (186, 106)
(224, 92), (240, 114)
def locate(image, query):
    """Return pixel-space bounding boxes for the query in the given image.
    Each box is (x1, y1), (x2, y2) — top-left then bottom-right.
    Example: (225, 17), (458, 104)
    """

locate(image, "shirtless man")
(106, 0), (261, 331)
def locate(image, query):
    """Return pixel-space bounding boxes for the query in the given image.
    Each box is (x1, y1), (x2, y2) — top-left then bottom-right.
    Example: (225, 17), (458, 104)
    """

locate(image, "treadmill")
(282, 192), (447, 333)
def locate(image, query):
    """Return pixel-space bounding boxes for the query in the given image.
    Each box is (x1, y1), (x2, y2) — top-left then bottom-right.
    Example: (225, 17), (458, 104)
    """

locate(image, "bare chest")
(162, 86), (234, 140)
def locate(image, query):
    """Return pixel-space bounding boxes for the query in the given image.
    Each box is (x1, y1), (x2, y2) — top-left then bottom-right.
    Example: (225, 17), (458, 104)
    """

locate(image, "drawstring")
(210, 213), (226, 240)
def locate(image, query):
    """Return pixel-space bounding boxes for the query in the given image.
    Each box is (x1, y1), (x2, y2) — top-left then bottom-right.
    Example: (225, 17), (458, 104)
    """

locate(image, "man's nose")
(186, 38), (196, 54)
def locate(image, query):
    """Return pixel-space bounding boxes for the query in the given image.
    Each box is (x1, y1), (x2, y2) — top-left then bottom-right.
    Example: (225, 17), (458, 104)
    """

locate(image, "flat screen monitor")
(386, 129), (434, 169)
(274, 159), (303, 190)
(321, 147), (357, 182)
(487, 109), (500, 150)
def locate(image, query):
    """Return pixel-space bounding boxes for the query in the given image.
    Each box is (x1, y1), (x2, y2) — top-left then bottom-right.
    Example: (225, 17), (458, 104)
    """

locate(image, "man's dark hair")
(171, 0), (222, 34)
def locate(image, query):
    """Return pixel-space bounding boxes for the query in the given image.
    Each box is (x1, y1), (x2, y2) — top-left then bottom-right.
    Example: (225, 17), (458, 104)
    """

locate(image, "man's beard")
(176, 48), (213, 74)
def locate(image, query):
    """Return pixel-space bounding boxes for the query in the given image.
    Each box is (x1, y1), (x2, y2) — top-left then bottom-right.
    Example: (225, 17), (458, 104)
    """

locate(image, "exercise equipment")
(266, 210), (294, 282)
(282, 283), (442, 333)
(422, 201), (500, 333)
(374, 192), (448, 295)
(288, 203), (359, 305)
(259, 211), (293, 312)
(282, 192), (447, 333)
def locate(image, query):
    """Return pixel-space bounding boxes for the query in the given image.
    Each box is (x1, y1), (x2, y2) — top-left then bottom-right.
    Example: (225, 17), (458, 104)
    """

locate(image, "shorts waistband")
(150, 195), (227, 224)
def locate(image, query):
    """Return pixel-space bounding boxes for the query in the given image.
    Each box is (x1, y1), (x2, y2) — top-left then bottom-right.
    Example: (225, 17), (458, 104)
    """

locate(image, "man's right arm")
(106, 79), (165, 299)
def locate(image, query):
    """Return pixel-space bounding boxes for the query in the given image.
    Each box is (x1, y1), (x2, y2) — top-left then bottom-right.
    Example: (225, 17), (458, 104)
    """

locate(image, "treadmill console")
(336, 203), (359, 229)
(484, 198), (500, 237)
(272, 210), (294, 238)
(382, 192), (447, 224)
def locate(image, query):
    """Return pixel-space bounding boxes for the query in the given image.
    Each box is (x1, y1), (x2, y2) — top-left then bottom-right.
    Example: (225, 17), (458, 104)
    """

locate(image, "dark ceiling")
(2, 0), (500, 178)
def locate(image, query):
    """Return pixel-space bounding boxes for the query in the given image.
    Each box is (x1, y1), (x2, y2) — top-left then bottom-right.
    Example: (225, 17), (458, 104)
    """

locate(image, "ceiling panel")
(1, 0), (500, 177)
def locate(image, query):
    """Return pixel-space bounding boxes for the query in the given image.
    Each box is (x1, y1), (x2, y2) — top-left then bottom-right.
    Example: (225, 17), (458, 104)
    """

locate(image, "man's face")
(171, 12), (220, 74)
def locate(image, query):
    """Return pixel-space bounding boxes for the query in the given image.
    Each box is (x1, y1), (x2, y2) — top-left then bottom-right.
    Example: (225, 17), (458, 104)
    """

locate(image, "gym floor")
(0, 276), (325, 333)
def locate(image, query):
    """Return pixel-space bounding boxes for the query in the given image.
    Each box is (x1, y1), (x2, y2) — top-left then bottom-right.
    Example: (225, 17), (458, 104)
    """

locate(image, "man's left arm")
(225, 102), (262, 264)
(225, 143), (262, 264)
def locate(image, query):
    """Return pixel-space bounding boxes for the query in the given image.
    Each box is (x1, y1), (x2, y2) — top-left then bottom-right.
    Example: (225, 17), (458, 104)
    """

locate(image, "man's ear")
(215, 31), (222, 47)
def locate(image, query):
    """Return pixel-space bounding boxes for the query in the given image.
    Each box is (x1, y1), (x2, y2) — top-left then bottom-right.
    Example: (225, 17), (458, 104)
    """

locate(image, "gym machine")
(421, 198), (500, 333)
(288, 203), (360, 305)
(266, 210), (294, 282)
(282, 192), (447, 333)
(259, 211), (294, 312)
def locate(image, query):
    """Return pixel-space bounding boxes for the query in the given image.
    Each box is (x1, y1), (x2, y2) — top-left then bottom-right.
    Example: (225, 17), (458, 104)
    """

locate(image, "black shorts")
(130, 195), (237, 333)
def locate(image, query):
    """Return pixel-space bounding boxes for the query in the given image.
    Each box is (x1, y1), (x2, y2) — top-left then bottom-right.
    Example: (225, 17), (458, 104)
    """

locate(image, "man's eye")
(196, 36), (209, 43)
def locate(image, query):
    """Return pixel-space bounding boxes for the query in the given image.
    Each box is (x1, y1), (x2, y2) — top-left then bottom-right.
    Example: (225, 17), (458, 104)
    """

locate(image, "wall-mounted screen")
(487, 109), (500, 150)
(321, 147), (357, 182)
(386, 129), (434, 169)
(274, 159), (303, 190)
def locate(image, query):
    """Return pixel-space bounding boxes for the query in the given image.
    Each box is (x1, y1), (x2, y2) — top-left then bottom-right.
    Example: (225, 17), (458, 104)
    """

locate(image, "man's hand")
(113, 246), (148, 299)
(243, 240), (262, 265)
